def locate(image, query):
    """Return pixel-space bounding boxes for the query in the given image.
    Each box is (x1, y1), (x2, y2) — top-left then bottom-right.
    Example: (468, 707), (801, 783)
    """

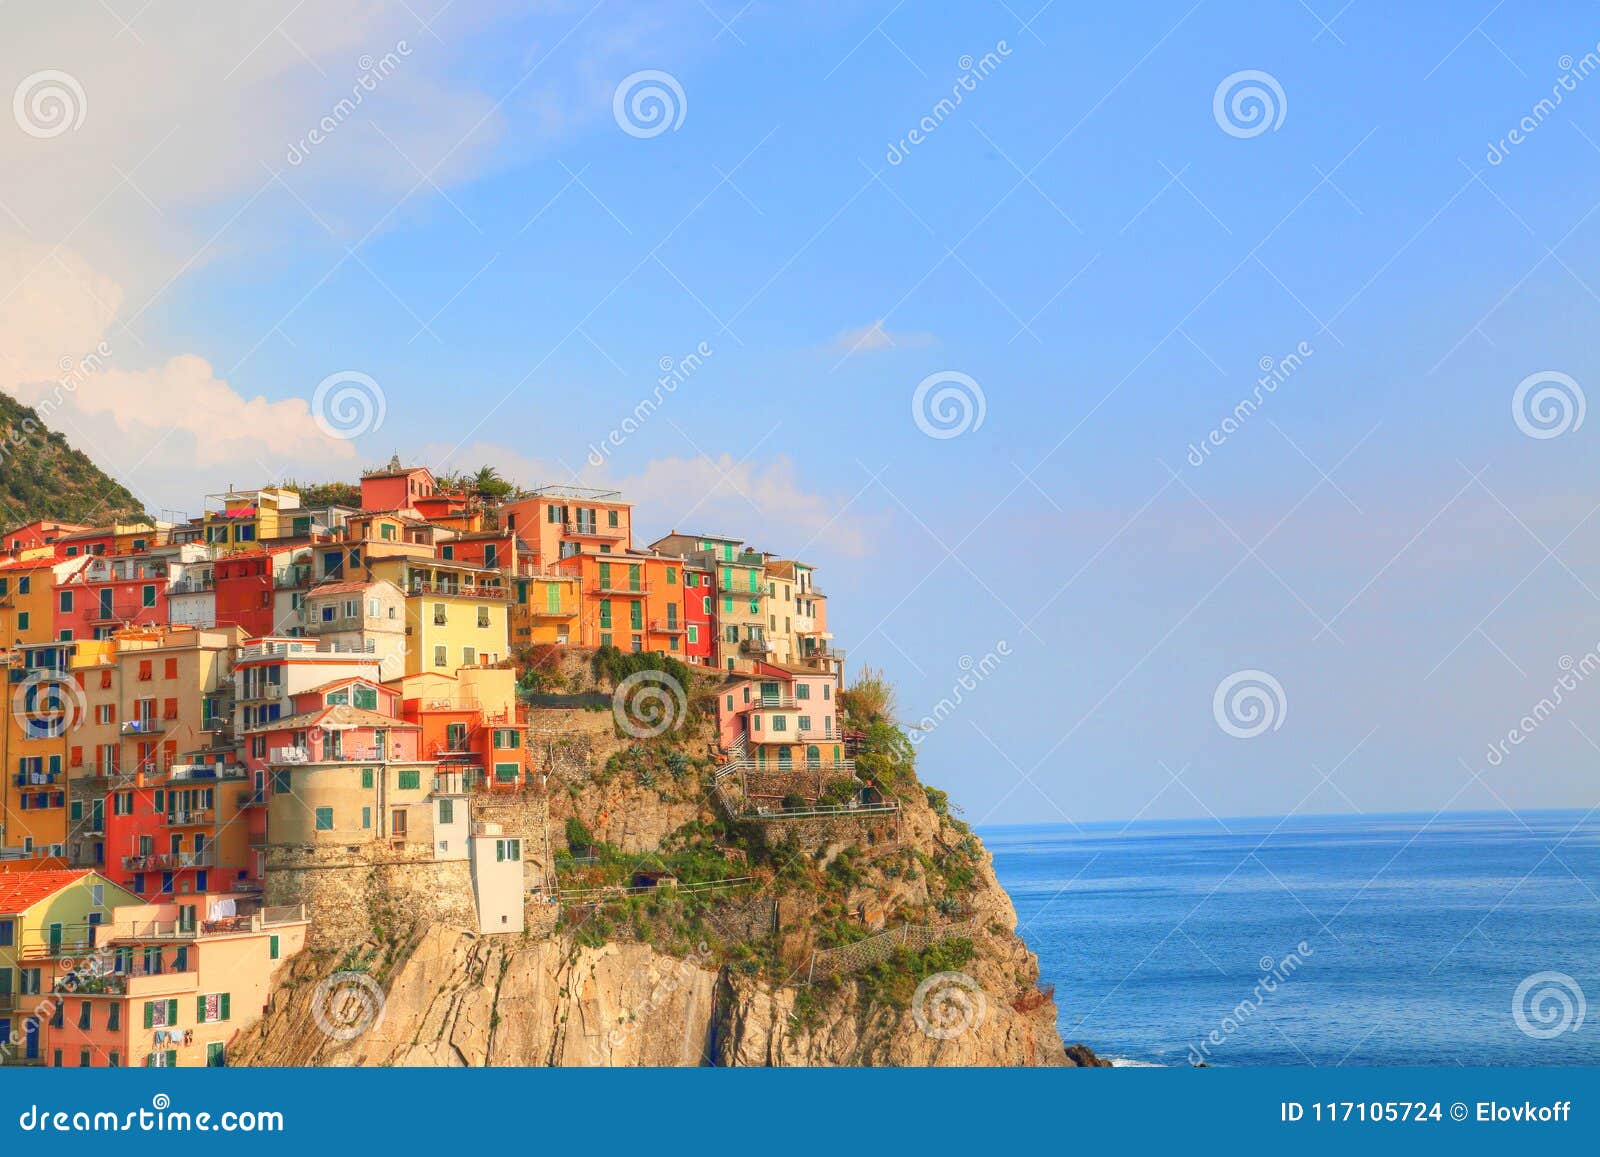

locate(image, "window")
(164, 658), (178, 679)
(109, 1051), (120, 1068)
(599, 600), (612, 629)
(271, 770), (291, 795)
(772, 716), (787, 732)
(462, 646), (476, 666)
(397, 770), (420, 790)
(439, 798), (454, 825)
(494, 729), (520, 749)
(799, 716), (812, 732)
(688, 625), (699, 644)
(197, 993), (231, 1023)
(17, 612), (28, 630)
(353, 685), (377, 711)
(477, 606), (490, 628)
(107, 1004), (119, 1030)
(314, 807), (333, 831)
(824, 684), (832, 700)
(269, 935), (280, 961)
(58, 591), (73, 612)
(0, 920), (11, 946)
(493, 762), (520, 783)
(433, 645), (447, 668)
(362, 806), (371, 830)
(433, 604), (447, 626)
(144, 999), (178, 1028)
(361, 767), (373, 789)
(607, 509), (619, 528)
(78, 1001), (92, 1029)
(142, 585), (156, 608)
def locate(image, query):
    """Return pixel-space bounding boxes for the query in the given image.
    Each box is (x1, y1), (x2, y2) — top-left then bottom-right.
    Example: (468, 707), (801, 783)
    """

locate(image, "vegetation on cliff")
(0, 389), (146, 526)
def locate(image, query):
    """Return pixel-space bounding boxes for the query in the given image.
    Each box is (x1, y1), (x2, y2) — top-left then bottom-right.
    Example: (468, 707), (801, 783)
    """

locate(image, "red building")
(57, 554), (169, 640)
(213, 551), (277, 638)
(1, 520), (90, 555)
(681, 560), (715, 666)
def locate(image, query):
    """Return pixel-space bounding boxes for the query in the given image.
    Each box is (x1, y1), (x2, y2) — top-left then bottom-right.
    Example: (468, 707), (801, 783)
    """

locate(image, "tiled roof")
(302, 581), (375, 596)
(0, 869), (91, 914)
(244, 705), (417, 734)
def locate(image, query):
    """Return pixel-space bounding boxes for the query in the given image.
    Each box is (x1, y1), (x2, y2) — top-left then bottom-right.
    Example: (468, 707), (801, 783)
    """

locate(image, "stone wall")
(265, 844), (477, 950)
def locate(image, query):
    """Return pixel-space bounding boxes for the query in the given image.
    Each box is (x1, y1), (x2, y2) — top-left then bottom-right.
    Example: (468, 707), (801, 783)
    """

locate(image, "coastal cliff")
(231, 656), (1099, 1067)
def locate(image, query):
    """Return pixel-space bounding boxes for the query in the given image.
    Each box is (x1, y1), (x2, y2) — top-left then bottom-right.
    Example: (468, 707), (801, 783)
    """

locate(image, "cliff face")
(233, 659), (1097, 1068)
(232, 819), (1079, 1067)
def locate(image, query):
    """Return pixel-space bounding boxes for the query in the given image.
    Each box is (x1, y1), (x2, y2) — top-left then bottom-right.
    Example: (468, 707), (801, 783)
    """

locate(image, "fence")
(806, 917), (981, 981)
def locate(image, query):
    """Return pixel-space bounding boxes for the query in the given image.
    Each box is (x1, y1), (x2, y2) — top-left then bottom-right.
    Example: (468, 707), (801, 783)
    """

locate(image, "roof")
(56, 526), (114, 542)
(297, 674), (384, 696)
(302, 581), (377, 597)
(244, 705), (418, 734)
(0, 869), (92, 914)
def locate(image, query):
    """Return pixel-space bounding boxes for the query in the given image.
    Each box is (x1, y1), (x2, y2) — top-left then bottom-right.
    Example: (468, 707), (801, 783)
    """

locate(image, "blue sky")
(5, 1), (1600, 822)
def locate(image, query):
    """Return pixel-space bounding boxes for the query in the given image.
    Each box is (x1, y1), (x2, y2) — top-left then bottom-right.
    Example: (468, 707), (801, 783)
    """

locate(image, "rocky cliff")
(231, 655), (1101, 1067)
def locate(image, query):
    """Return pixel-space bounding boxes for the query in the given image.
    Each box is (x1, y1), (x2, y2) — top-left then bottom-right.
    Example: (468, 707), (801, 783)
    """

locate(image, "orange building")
(499, 485), (632, 564)
(552, 552), (690, 655)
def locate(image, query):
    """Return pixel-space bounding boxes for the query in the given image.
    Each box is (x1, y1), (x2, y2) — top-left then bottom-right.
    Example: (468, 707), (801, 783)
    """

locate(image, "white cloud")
(827, 319), (936, 356)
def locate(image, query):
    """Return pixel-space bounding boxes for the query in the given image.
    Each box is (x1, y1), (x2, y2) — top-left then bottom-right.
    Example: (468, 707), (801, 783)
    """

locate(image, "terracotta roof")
(302, 581), (376, 597)
(297, 674), (383, 696)
(0, 869), (92, 914)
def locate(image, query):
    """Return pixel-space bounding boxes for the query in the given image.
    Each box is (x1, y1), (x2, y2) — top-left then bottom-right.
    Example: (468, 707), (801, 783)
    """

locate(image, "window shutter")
(143, 1002), (153, 1028)
(167, 999), (178, 1024)
(270, 935), (280, 960)
(221, 993), (231, 1021)
(197, 996), (205, 1021)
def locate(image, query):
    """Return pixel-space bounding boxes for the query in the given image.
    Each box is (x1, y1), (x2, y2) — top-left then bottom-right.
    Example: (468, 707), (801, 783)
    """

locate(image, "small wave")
(1105, 1055), (1166, 1067)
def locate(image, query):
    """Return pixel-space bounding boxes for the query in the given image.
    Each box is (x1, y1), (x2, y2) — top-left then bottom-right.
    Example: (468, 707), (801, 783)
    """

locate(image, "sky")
(3, 1), (1600, 824)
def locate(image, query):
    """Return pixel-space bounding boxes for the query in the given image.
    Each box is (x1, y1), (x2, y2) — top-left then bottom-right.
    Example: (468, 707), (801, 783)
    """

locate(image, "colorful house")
(0, 869), (142, 1067)
(510, 572), (581, 648)
(499, 484), (632, 563)
(2, 521), (92, 555)
(374, 558), (509, 676)
(297, 579), (408, 678)
(200, 487), (302, 550)
(43, 893), (307, 1067)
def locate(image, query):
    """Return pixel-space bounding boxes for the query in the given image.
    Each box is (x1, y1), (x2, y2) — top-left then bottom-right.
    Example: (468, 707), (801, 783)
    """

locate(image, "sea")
(982, 810), (1600, 1066)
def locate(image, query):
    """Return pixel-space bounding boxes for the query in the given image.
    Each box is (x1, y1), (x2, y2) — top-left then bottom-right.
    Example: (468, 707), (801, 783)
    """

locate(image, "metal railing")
(120, 848), (216, 871)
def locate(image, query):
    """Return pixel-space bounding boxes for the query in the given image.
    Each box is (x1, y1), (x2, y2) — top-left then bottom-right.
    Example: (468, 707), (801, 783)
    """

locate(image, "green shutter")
(269, 935), (280, 960)
(144, 1001), (153, 1028)
(197, 996), (205, 1021)
(361, 767), (373, 789)
(221, 993), (230, 1021)
(168, 999), (178, 1024)
(546, 583), (560, 614)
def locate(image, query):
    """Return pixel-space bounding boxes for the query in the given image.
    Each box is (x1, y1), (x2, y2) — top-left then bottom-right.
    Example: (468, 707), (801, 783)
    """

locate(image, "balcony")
(13, 772), (60, 788)
(528, 605), (575, 619)
(120, 848), (216, 871)
(18, 927), (105, 959)
(733, 550), (764, 567)
(168, 762), (249, 783)
(648, 619), (686, 634)
(563, 520), (626, 540)
(408, 580), (509, 600)
(166, 807), (215, 826)
(114, 904), (306, 942)
(739, 638), (774, 655)
(120, 718), (167, 736)
(746, 694), (796, 709)
(588, 582), (650, 598)
(168, 576), (214, 594)
(268, 746), (386, 765)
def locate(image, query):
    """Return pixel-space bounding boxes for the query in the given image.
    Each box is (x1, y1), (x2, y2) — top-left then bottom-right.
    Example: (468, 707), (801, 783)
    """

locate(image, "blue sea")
(983, 810), (1600, 1066)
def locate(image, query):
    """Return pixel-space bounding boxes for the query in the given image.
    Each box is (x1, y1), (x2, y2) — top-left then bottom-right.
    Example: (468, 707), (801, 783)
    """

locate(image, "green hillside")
(0, 390), (147, 529)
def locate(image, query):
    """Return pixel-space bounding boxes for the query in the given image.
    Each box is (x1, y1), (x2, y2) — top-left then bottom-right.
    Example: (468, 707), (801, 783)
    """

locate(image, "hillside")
(0, 390), (146, 526)
(231, 653), (1103, 1067)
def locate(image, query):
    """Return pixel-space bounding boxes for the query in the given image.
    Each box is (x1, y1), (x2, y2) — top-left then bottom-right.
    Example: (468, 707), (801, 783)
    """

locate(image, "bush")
(565, 816), (594, 850)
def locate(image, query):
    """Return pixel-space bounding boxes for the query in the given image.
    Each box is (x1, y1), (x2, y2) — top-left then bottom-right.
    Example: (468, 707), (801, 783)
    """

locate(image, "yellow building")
(0, 553), (88, 648)
(1, 642), (89, 860)
(201, 487), (302, 550)
(372, 559), (510, 676)
(0, 869), (143, 1065)
(510, 573), (581, 647)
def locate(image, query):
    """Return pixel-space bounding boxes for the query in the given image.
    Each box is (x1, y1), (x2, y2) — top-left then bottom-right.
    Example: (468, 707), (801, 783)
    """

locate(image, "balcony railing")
(120, 848), (216, 871)
(269, 746), (385, 765)
(120, 718), (167, 736)
(739, 638), (774, 655)
(745, 694), (797, 709)
(168, 762), (249, 783)
(408, 580), (509, 600)
(588, 583), (650, 597)
(165, 808), (215, 826)
(648, 619), (686, 634)
(563, 520), (626, 539)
